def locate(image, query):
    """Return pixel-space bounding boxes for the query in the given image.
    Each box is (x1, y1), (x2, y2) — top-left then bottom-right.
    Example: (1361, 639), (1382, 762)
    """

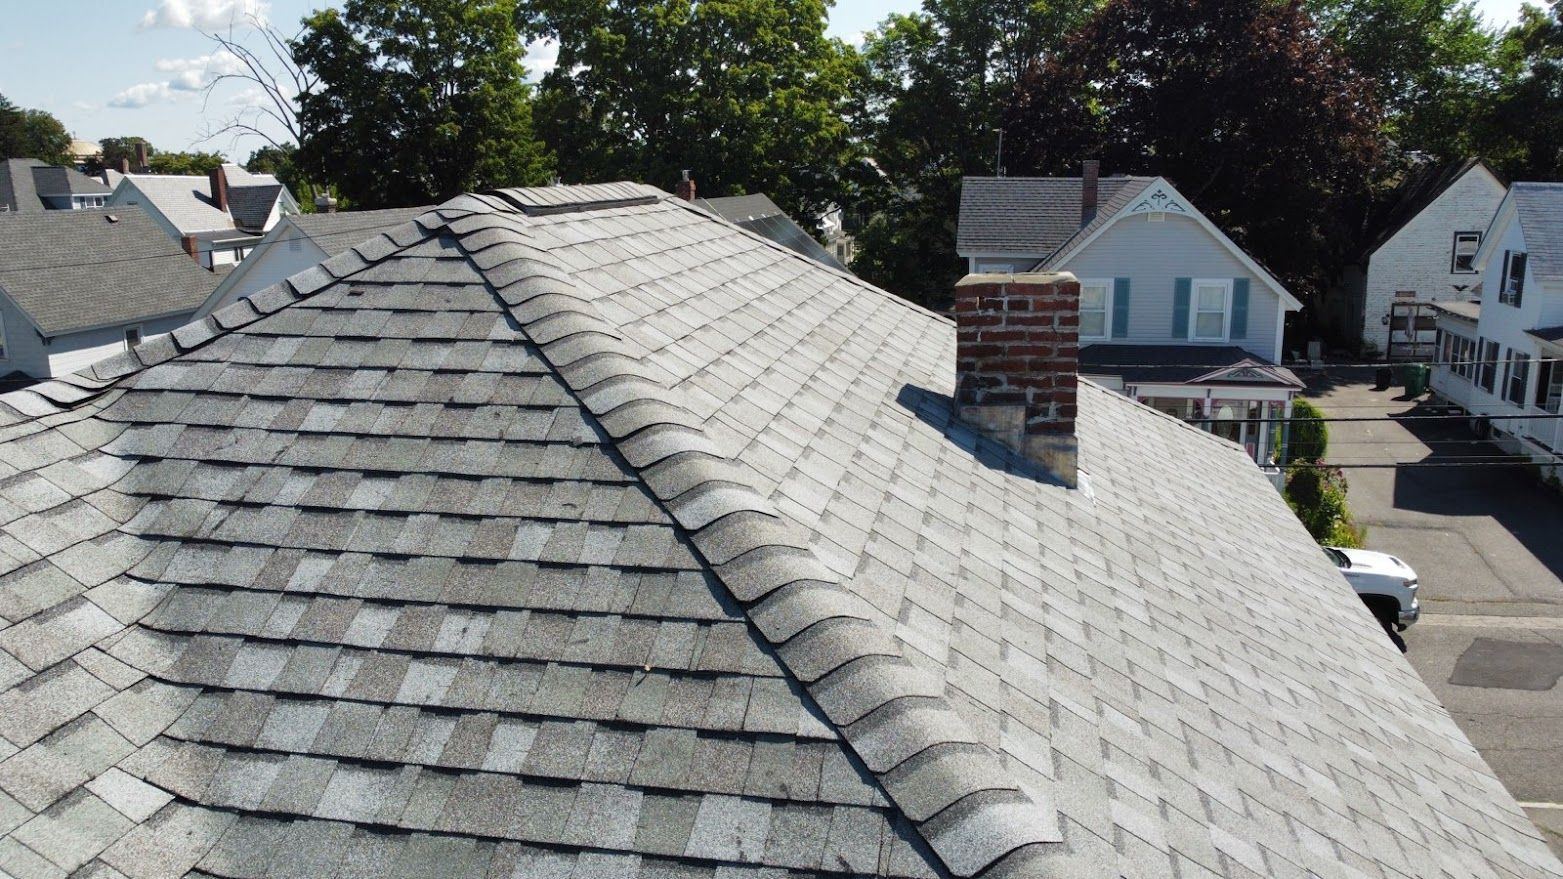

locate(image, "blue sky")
(0, 0), (1532, 161)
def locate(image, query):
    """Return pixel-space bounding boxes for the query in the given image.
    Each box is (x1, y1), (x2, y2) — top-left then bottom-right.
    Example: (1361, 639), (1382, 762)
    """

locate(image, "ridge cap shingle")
(440, 196), (1062, 877)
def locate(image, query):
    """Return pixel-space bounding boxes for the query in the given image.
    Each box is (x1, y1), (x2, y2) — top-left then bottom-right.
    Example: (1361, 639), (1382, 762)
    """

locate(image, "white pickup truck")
(1325, 546), (1420, 649)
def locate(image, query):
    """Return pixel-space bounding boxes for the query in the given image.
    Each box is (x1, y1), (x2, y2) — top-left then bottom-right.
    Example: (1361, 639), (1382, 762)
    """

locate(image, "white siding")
(1362, 166), (1506, 352)
(203, 235), (330, 315)
(1058, 212), (1287, 361)
(42, 313), (192, 377)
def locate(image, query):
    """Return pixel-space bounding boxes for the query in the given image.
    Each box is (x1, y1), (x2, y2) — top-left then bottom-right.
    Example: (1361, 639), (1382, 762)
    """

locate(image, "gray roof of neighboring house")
(290, 206), (430, 256)
(1, 159), (111, 212)
(1362, 158), (1498, 259)
(1510, 181), (1563, 290)
(113, 165), (289, 236)
(0, 182), (1557, 879)
(1080, 343), (1304, 387)
(225, 183), (282, 231)
(957, 175), (1153, 257)
(694, 193), (850, 272)
(0, 208), (221, 335)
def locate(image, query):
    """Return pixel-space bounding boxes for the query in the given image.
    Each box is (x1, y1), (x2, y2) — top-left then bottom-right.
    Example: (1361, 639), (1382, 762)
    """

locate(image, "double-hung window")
(1478, 339), (1499, 392)
(1506, 351), (1531, 406)
(1190, 279), (1230, 341)
(1501, 251), (1528, 306)
(1078, 279), (1112, 340)
(1452, 232), (1481, 273)
(1538, 358), (1563, 413)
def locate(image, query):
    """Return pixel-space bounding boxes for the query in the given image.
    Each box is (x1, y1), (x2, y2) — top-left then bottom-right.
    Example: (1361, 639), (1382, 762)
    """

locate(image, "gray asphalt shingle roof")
(957, 176), (1152, 257)
(111, 166), (288, 236)
(0, 209), (221, 335)
(1, 160), (110, 213)
(0, 182), (1557, 879)
(1510, 182), (1563, 290)
(291, 207), (430, 257)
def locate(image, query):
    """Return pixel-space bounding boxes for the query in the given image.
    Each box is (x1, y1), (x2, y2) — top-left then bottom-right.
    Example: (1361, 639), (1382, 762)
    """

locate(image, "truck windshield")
(1323, 547), (1350, 568)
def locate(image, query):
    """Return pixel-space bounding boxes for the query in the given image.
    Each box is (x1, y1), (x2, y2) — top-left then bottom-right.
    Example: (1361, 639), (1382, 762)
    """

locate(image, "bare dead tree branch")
(192, 12), (316, 156)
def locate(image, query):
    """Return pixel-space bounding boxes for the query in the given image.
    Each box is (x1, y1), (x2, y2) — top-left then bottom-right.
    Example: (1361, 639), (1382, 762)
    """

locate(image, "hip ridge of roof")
(441, 194), (1063, 878)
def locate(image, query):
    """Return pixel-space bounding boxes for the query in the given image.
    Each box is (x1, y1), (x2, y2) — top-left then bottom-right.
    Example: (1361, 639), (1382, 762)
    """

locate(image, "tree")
(146, 151), (228, 175)
(292, 0), (552, 208)
(86, 137), (153, 175)
(1005, 0), (1382, 308)
(851, 1), (1101, 307)
(0, 94), (72, 164)
(1486, 2), (1563, 179)
(1307, 0), (1502, 161)
(518, 0), (862, 223)
(1289, 398), (1330, 461)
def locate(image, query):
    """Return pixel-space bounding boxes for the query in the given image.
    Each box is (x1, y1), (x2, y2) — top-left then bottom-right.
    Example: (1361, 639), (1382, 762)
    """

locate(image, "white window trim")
(1078, 277), (1114, 341)
(1452, 231), (1481, 274)
(1189, 278), (1232, 342)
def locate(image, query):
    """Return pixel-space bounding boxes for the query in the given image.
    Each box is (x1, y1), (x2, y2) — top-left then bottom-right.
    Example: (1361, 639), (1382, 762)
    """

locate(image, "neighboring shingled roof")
(291, 207), (430, 256)
(0, 183), (1558, 879)
(1510, 181), (1563, 291)
(0, 209), (221, 335)
(1080, 343), (1304, 387)
(225, 183), (282, 232)
(694, 193), (850, 272)
(0, 160), (104, 213)
(957, 176), (1152, 256)
(111, 166), (289, 236)
(1361, 158), (1496, 259)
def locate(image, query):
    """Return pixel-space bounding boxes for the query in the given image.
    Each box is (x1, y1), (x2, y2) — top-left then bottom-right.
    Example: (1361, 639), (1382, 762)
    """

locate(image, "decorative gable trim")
(1052, 176), (1303, 312)
(1127, 185), (1190, 215)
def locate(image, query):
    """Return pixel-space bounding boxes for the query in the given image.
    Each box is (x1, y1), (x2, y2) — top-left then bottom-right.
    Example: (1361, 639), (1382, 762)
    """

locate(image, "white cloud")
(523, 38), (558, 82)
(109, 82), (176, 108)
(139, 0), (268, 30)
(155, 51), (247, 91)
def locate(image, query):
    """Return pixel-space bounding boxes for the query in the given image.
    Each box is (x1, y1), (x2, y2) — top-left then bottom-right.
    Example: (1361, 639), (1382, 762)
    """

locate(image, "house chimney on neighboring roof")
(314, 193), (338, 213)
(209, 165), (229, 213)
(116, 157), (129, 175)
(180, 234), (201, 264)
(134, 142), (149, 173)
(954, 271), (1080, 486)
(1081, 160), (1100, 225)
(675, 170), (696, 201)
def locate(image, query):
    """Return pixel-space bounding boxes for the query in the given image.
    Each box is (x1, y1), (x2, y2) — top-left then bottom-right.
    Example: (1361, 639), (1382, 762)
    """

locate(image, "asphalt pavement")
(1307, 367), (1563, 856)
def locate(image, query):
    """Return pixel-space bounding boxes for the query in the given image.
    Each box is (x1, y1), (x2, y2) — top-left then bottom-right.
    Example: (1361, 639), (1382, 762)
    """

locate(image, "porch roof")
(1080, 343), (1304, 389)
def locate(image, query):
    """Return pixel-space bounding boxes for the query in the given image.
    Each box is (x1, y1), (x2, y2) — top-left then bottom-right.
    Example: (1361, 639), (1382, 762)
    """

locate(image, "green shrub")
(1288, 399), (1328, 462)
(1284, 462), (1364, 547)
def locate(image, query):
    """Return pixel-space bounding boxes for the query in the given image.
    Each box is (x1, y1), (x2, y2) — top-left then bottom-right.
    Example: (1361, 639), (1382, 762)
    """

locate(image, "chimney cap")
(957, 271), (1075, 288)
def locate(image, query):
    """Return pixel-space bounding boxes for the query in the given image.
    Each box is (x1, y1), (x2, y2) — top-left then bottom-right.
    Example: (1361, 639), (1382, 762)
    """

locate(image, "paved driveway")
(1307, 369), (1563, 856)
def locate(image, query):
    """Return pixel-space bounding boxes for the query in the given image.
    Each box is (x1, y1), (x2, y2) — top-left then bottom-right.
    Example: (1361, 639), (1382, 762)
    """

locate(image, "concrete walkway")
(1307, 367), (1563, 856)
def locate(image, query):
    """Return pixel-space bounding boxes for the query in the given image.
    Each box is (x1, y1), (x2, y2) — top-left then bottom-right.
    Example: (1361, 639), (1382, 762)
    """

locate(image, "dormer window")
(1452, 232), (1481, 273)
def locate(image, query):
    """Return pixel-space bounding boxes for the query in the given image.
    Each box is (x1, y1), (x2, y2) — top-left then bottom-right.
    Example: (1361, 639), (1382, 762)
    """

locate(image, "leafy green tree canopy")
(1308, 0), (1502, 160)
(1005, 0), (1382, 304)
(0, 94), (72, 164)
(146, 151), (226, 175)
(518, 0), (861, 222)
(292, 0), (553, 208)
(1487, 1), (1563, 179)
(850, 0), (1101, 306)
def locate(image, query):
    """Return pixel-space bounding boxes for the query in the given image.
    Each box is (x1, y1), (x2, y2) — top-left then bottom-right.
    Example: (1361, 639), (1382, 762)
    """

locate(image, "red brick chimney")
(209, 165), (229, 213)
(1081, 160), (1100, 225)
(134, 142), (149, 173)
(675, 170), (696, 201)
(116, 157), (130, 174)
(955, 272), (1080, 486)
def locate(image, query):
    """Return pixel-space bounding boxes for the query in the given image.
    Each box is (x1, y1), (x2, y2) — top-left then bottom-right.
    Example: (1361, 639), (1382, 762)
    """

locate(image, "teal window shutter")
(1112, 278), (1131, 339)
(1231, 278), (1250, 340)
(1172, 278), (1191, 339)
